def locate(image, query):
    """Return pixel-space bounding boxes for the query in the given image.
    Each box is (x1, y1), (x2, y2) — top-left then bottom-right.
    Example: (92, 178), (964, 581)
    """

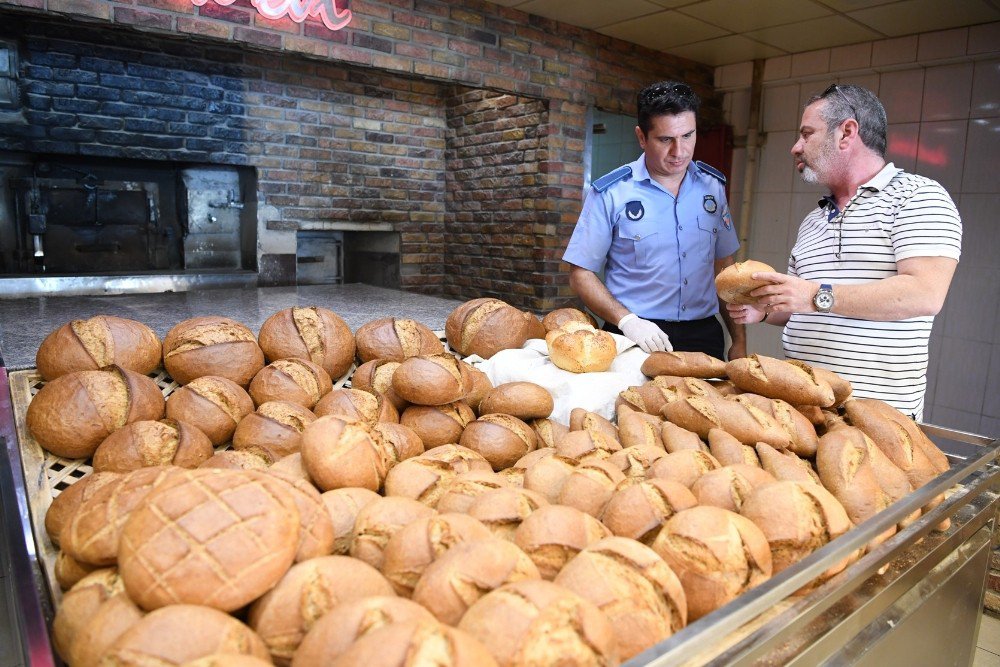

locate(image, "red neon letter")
(192, 0), (352, 32)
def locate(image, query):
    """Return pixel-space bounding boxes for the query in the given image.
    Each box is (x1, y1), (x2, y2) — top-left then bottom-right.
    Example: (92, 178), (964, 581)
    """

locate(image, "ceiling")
(490, 0), (1000, 66)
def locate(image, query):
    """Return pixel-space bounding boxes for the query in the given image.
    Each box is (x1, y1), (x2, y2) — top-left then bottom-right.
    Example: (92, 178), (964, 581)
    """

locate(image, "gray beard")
(800, 165), (821, 184)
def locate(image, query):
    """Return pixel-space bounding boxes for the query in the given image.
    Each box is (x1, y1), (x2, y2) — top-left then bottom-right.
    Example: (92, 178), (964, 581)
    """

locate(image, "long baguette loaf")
(662, 394), (791, 449)
(755, 442), (821, 486)
(726, 354), (835, 407)
(640, 351), (726, 379)
(732, 394), (818, 457)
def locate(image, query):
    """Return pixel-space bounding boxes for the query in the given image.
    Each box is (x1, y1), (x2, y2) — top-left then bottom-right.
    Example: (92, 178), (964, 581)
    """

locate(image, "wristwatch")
(813, 284), (835, 313)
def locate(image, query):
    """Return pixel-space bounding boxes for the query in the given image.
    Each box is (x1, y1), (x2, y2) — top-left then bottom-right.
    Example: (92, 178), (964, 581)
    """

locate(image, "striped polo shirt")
(782, 163), (962, 420)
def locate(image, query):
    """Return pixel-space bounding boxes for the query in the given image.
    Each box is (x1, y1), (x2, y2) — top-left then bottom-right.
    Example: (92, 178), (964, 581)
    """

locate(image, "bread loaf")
(52, 568), (126, 660)
(556, 458), (626, 518)
(165, 375), (254, 446)
(445, 297), (531, 359)
(399, 401), (475, 448)
(268, 469), (336, 563)
(843, 399), (942, 489)
(541, 307), (597, 332)
(327, 620), (498, 667)
(163, 316), (264, 387)
(257, 306), (355, 381)
(355, 317), (444, 363)
(373, 422), (424, 467)
(392, 353), (473, 406)
(733, 393), (818, 457)
(66, 586), (143, 667)
(314, 387), (398, 425)
(530, 418), (568, 449)
(554, 537), (687, 660)
(569, 408), (619, 441)
(459, 413), (537, 471)
(349, 496), (437, 571)
(502, 447), (555, 487)
(714, 259), (775, 305)
(199, 449), (273, 470)
(45, 472), (121, 548)
(419, 443), (494, 473)
(301, 416), (389, 492)
(351, 359), (408, 412)
(755, 442), (821, 485)
(232, 400), (316, 461)
(707, 428), (760, 467)
(691, 465), (776, 512)
(618, 409), (665, 449)
(36, 315), (161, 381)
(786, 360), (853, 406)
(463, 365), (493, 413)
(466, 487), (549, 542)
(248, 357), (332, 409)
(525, 311), (546, 339)
(641, 351), (727, 378)
(92, 419), (213, 473)
(726, 354), (835, 407)
(512, 504), (611, 580)
(554, 428), (622, 463)
(457, 579), (618, 667)
(651, 505), (772, 620)
(648, 449), (721, 488)
(27, 366), (165, 459)
(545, 322), (617, 373)
(436, 470), (508, 514)
(521, 454), (577, 503)
(320, 487), (380, 555)
(247, 555), (394, 662)
(609, 445), (668, 482)
(478, 381), (554, 420)
(662, 393), (791, 449)
(661, 421), (708, 453)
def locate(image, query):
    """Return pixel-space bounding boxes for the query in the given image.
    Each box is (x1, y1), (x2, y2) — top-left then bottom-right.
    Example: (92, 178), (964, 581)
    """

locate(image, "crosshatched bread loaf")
(292, 597), (437, 666)
(726, 354), (835, 407)
(445, 297), (531, 359)
(45, 471), (121, 548)
(118, 468), (300, 612)
(355, 317), (444, 363)
(247, 555), (394, 663)
(458, 579), (618, 667)
(162, 316), (264, 387)
(545, 322), (617, 373)
(248, 357), (332, 409)
(165, 375), (254, 446)
(554, 536), (687, 660)
(92, 418), (213, 473)
(641, 351), (727, 379)
(27, 365), (165, 459)
(36, 315), (161, 381)
(232, 400), (316, 461)
(714, 259), (776, 305)
(257, 306), (355, 381)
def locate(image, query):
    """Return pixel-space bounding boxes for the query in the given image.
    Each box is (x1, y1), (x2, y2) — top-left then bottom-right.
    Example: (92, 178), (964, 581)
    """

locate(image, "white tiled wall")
(715, 21), (1000, 434)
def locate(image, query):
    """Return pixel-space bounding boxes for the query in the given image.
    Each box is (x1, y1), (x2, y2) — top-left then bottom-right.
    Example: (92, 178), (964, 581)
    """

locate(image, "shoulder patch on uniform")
(696, 160), (727, 185)
(592, 165), (632, 192)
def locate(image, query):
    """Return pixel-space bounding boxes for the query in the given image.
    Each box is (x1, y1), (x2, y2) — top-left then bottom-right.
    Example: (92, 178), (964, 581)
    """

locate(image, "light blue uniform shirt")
(563, 154), (739, 321)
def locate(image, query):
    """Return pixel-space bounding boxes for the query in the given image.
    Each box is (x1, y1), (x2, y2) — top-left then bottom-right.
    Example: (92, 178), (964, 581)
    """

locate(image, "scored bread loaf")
(351, 359), (408, 412)
(349, 496), (436, 571)
(648, 450), (721, 489)
(320, 487), (381, 555)
(327, 620), (498, 667)
(301, 416), (390, 492)
(27, 366), (165, 459)
(662, 393), (791, 449)
(165, 375), (254, 446)
(399, 401), (475, 449)
(726, 354), (835, 407)
(478, 382), (554, 420)
(162, 316), (264, 387)
(545, 322), (617, 373)
(608, 444), (668, 482)
(436, 470), (508, 514)
(466, 487), (549, 542)
(460, 413), (538, 471)
(257, 306), (355, 381)
(707, 428), (760, 467)
(445, 297), (531, 359)
(732, 393), (818, 457)
(354, 317), (444, 363)
(755, 442), (821, 485)
(512, 504), (611, 580)
(392, 353), (473, 406)
(248, 357), (332, 409)
(714, 259), (775, 305)
(690, 465), (776, 513)
(640, 351), (727, 379)
(92, 419), (213, 473)
(314, 387), (398, 425)
(786, 359), (853, 406)
(36, 315), (161, 381)
(601, 479), (698, 545)
(232, 400), (317, 461)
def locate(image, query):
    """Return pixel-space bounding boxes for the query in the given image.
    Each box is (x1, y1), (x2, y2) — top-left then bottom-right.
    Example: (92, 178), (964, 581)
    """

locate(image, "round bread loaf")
(545, 322), (617, 373)
(248, 357), (332, 409)
(525, 311), (546, 340)
(458, 579), (617, 667)
(355, 317), (444, 363)
(247, 555), (394, 663)
(513, 504), (611, 580)
(327, 620), (498, 667)
(608, 444), (668, 482)
(165, 375), (254, 446)
(521, 452), (577, 503)
(257, 306), (355, 381)
(383, 456), (459, 507)
(61, 466), (179, 566)
(399, 401), (475, 448)
(541, 307), (596, 332)
(652, 505), (772, 620)
(381, 513), (494, 596)
(555, 537), (687, 660)
(55, 549), (101, 592)
(92, 418), (213, 473)
(420, 443), (493, 472)
(52, 568), (125, 660)
(648, 449), (722, 489)
(478, 381), (553, 420)
(412, 538), (541, 625)
(269, 452), (311, 482)
(463, 365), (493, 414)
(392, 353), (473, 406)
(292, 597), (436, 666)
(714, 259), (776, 304)
(320, 487), (381, 555)
(435, 470), (508, 514)
(100, 604), (270, 664)
(467, 487), (549, 542)
(640, 351), (727, 379)
(691, 464), (777, 512)
(36, 315), (161, 381)
(118, 469), (300, 612)
(351, 359), (408, 412)
(67, 586), (143, 667)
(373, 422), (425, 465)
(459, 413), (537, 471)
(162, 316), (264, 387)
(445, 297), (531, 359)
(315, 387), (398, 424)
(27, 366), (165, 459)
(301, 416), (389, 492)
(530, 418), (568, 449)
(350, 496), (437, 571)
(707, 427), (761, 467)
(555, 429), (622, 463)
(740, 480), (854, 580)
(601, 478), (698, 545)
(268, 470), (336, 562)
(232, 400), (316, 461)
(199, 449), (273, 470)
(45, 471), (121, 548)
(556, 458), (626, 518)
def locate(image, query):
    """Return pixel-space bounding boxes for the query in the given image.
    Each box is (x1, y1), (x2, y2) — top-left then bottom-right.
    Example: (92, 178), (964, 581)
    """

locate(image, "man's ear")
(634, 125), (646, 148)
(839, 118), (860, 147)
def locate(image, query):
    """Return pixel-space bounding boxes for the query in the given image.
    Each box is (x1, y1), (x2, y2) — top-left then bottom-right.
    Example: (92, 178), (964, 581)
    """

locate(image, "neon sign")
(192, 0), (352, 32)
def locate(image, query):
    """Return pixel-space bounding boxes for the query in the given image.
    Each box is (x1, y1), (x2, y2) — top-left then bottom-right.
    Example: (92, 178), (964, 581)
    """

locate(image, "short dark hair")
(637, 81), (700, 135)
(810, 84), (888, 158)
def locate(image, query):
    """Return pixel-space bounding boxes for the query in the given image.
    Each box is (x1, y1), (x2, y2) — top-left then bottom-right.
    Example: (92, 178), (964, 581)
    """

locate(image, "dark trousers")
(603, 315), (726, 360)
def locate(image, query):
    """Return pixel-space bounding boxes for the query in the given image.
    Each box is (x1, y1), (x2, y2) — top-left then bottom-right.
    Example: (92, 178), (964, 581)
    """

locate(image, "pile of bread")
(25, 299), (950, 667)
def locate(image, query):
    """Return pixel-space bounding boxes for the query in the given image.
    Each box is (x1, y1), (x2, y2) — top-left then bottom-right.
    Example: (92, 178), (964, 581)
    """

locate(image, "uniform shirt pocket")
(617, 222), (660, 266)
(696, 215), (720, 258)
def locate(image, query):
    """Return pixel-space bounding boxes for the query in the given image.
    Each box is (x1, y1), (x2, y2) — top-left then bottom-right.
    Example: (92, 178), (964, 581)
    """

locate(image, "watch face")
(815, 290), (834, 311)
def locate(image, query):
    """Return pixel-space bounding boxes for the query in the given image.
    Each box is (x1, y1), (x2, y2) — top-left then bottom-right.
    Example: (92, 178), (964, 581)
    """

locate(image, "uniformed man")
(562, 81), (746, 360)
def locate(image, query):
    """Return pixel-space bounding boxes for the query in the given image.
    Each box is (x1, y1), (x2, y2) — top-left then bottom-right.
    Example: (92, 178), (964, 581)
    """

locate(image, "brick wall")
(0, 0), (715, 308)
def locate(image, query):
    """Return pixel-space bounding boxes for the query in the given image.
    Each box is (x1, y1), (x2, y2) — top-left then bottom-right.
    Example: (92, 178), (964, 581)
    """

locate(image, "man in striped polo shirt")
(728, 84), (961, 420)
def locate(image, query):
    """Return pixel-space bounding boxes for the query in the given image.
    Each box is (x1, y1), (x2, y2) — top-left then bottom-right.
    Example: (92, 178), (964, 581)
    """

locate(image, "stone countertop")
(0, 283), (464, 371)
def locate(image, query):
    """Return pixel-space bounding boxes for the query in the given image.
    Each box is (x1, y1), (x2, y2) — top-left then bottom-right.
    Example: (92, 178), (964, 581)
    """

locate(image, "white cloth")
(472, 334), (649, 425)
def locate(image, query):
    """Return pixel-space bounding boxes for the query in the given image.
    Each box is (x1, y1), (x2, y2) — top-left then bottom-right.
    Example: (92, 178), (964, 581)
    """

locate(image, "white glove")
(617, 313), (673, 353)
